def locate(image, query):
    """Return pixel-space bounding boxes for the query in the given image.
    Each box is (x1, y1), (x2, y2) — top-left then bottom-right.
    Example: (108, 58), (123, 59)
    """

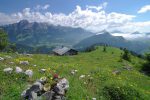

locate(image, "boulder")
(123, 66), (132, 70)
(25, 70), (33, 77)
(112, 70), (121, 75)
(21, 78), (69, 100)
(33, 64), (37, 67)
(21, 81), (44, 99)
(20, 61), (29, 65)
(5, 56), (12, 59)
(3, 67), (13, 73)
(39, 69), (46, 73)
(79, 75), (85, 79)
(0, 57), (4, 61)
(92, 98), (96, 100)
(9, 62), (15, 64)
(16, 67), (23, 73)
(54, 78), (69, 95)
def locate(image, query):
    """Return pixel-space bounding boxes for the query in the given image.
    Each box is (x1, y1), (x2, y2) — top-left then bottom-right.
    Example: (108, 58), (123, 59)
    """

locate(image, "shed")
(52, 47), (78, 56)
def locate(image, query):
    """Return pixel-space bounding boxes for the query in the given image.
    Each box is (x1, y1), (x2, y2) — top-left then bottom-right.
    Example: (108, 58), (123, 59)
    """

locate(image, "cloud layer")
(138, 5), (150, 13)
(0, 2), (150, 33)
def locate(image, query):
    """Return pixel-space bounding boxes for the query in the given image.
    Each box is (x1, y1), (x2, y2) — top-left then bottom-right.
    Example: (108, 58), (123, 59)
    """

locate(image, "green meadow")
(0, 46), (150, 100)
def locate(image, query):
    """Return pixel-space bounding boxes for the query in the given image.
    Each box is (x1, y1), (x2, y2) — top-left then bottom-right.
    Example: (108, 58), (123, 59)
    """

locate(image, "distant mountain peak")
(96, 29), (111, 35)
(18, 19), (29, 24)
(132, 31), (141, 34)
(111, 30), (123, 33)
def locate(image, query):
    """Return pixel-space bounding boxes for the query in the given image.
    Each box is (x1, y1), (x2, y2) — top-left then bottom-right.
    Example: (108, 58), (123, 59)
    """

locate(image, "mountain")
(0, 20), (93, 50)
(1, 20), (150, 54)
(74, 31), (150, 54)
(131, 31), (141, 35)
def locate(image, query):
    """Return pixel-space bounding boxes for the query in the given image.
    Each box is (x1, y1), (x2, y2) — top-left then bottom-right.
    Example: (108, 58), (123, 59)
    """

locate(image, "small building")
(52, 47), (78, 56)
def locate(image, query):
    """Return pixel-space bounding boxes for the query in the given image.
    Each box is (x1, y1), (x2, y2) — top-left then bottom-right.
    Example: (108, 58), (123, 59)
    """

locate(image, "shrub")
(122, 48), (131, 61)
(0, 29), (8, 51)
(103, 84), (144, 100)
(141, 53), (150, 76)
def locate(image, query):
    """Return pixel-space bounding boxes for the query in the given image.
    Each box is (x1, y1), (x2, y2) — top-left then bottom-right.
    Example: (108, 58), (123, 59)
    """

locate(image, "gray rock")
(123, 66), (132, 70)
(0, 57), (4, 61)
(112, 70), (121, 75)
(40, 91), (54, 100)
(3, 67), (13, 73)
(20, 61), (29, 65)
(25, 70), (33, 77)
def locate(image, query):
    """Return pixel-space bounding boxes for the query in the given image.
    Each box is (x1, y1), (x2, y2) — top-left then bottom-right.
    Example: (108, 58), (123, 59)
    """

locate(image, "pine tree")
(103, 45), (106, 52)
(0, 29), (8, 51)
(122, 48), (131, 61)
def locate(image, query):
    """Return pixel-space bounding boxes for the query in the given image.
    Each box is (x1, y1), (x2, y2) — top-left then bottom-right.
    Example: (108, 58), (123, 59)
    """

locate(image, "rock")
(79, 75), (85, 79)
(92, 98), (96, 100)
(39, 69), (46, 73)
(33, 64), (37, 67)
(3, 67), (13, 73)
(43, 84), (51, 92)
(0, 57), (4, 61)
(25, 70), (33, 77)
(87, 74), (91, 77)
(31, 92), (38, 100)
(16, 67), (23, 73)
(39, 77), (47, 84)
(5, 56), (12, 59)
(55, 78), (69, 95)
(9, 62), (15, 64)
(71, 69), (78, 75)
(20, 61), (29, 65)
(21, 77), (69, 100)
(112, 70), (121, 75)
(84, 82), (87, 85)
(25, 54), (33, 57)
(21, 81), (43, 99)
(123, 66), (132, 70)
(40, 91), (54, 100)
(71, 70), (75, 75)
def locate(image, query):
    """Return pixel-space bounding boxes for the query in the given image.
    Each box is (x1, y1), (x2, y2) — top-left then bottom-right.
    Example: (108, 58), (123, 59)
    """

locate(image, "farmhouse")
(52, 47), (78, 56)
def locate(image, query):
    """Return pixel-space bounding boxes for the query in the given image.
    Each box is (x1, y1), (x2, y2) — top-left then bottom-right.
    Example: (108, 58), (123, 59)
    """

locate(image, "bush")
(0, 29), (8, 51)
(84, 46), (96, 52)
(141, 53), (150, 76)
(103, 84), (144, 100)
(122, 48), (131, 61)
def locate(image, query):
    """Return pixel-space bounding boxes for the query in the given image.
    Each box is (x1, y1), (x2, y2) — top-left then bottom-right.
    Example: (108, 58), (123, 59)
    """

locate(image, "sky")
(0, 0), (150, 34)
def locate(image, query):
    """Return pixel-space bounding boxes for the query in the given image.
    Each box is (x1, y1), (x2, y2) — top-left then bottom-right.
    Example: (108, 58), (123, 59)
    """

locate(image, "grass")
(0, 46), (150, 100)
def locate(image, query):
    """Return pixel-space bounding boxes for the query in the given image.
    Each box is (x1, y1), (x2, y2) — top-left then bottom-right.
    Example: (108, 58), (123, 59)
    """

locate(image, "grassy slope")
(0, 46), (150, 100)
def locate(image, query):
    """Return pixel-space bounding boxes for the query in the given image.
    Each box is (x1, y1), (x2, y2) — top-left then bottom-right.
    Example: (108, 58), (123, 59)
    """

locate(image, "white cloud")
(35, 4), (50, 10)
(0, 2), (150, 34)
(138, 5), (150, 13)
(86, 2), (107, 11)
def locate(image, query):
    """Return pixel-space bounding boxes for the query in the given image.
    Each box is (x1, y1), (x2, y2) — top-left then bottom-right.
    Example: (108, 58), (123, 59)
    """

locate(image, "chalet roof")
(53, 47), (72, 55)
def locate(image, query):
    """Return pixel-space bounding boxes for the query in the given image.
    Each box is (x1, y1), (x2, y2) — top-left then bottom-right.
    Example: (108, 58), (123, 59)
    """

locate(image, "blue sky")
(0, 0), (150, 33)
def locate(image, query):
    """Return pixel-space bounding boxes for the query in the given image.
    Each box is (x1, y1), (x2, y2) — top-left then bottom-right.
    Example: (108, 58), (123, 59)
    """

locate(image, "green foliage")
(145, 53), (150, 62)
(0, 29), (8, 51)
(141, 52), (150, 76)
(122, 48), (131, 61)
(103, 84), (144, 100)
(103, 45), (107, 52)
(84, 45), (96, 52)
(4, 43), (17, 53)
